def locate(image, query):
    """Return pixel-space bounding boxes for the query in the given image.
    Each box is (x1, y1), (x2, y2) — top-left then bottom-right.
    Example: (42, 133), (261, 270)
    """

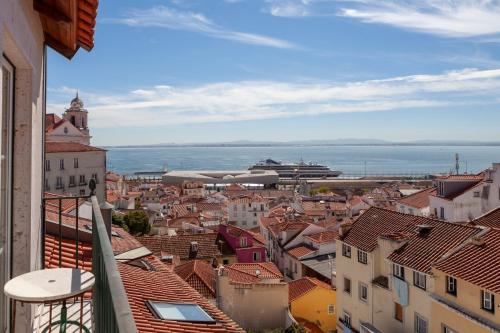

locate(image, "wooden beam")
(44, 33), (77, 59)
(34, 0), (72, 23)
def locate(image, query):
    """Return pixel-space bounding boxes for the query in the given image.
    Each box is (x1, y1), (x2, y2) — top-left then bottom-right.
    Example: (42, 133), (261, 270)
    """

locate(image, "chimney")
(339, 223), (352, 237)
(471, 235), (485, 246)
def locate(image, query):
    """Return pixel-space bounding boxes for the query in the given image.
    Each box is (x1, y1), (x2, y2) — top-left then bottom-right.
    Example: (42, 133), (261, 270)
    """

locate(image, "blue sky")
(47, 0), (500, 146)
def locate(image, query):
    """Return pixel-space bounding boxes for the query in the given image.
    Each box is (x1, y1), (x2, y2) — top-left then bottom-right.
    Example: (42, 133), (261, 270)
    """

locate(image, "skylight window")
(147, 301), (216, 323)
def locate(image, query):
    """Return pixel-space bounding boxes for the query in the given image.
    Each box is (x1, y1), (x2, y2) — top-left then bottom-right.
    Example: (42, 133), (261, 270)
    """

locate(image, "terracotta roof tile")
(44, 234), (92, 271)
(305, 231), (338, 244)
(434, 228), (500, 293)
(137, 233), (221, 261)
(470, 207), (500, 229)
(224, 262), (283, 284)
(289, 277), (332, 303)
(287, 245), (317, 259)
(119, 256), (244, 332)
(174, 260), (216, 299)
(340, 207), (441, 252)
(45, 141), (105, 153)
(387, 220), (480, 274)
(397, 187), (436, 209)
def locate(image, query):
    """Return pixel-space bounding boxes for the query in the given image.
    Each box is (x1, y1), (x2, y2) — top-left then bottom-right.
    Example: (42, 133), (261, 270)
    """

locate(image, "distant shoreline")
(103, 142), (500, 149)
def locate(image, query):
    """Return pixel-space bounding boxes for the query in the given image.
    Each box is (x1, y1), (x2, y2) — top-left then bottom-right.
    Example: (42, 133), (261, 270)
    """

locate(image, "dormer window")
(240, 237), (248, 247)
(146, 301), (215, 323)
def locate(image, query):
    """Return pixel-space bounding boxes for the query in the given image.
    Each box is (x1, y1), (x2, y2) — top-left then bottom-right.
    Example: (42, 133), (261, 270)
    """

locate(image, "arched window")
(70, 115), (76, 126)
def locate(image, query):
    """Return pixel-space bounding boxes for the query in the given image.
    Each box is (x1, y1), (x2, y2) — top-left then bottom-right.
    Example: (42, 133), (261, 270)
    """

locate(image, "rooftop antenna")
(455, 153), (460, 175)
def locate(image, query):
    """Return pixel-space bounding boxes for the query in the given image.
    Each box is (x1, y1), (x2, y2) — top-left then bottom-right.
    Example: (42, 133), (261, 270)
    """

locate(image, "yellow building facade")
(289, 277), (337, 333)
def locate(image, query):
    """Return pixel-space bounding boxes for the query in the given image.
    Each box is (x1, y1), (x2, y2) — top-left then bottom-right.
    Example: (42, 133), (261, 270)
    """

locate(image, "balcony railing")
(42, 183), (137, 333)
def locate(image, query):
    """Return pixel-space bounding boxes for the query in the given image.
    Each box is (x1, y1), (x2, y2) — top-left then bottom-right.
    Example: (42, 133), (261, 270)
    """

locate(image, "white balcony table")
(3, 268), (95, 333)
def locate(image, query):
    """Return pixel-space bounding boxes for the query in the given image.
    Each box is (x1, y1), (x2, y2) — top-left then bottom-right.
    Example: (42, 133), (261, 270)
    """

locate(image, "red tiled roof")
(289, 277), (332, 303)
(287, 245), (317, 259)
(174, 260), (216, 299)
(44, 206), (143, 255)
(137, 233), (221, 261)
(305, 231), (338, 244)
(224, 262), (283, 284)
(44, 234), (92, 271)
(45, 141), (105, 153)
(44, 193), (86, 213)
(470, 207), (500, 229)
(119, 256), (243, 332)
(437, 174), (484, 181)
(340, 207), (442, 252)
(397, 187), (436, 209)
(434, 228), (500, 293)
(387, 220), (480, 274)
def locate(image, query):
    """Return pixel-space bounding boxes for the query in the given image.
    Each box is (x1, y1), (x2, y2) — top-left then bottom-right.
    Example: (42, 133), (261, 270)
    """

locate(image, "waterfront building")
(429, 163), (500, 222)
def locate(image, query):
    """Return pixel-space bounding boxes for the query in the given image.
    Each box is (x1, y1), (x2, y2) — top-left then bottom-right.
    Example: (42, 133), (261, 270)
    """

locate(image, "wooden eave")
(34, 0), (98, 59)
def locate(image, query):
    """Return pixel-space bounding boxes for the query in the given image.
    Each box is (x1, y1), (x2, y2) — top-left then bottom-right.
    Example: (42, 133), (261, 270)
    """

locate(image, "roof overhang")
(34, 0), (98, 59)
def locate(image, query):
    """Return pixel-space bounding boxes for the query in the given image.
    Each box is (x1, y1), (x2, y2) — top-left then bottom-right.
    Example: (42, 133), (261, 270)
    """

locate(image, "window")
(223, 259), (229, 265)
(413, 271), (426, 290)
(443, 325), (457, 333)
(342, 311), (351, 327)
(294, 262), (297, 273)
(92, 173), (99, 183)
(80, 189), (86, 196)
(239, 237), (247, 247)
(79, 174), (86, 185)
(327, 304), (335, 315)
(414, 313), (428, 333)
(473, 191), (480, 197)
(343, 277), (351, 295)
(357, 249), (367, 264)
(394, 302), (403, 322)
(440, 207), (445, 219)
(44, 179), (49, 190)
(446, 276), (457, 296)
(69, 175), (76, 187)
(56, 177), (63, 189)
(481, 290), (495, 313)
(74, 158), (79, 168)
(393, 263), (405, 280)
(147, 301), (215, 322)
(45, 160), (50, 171)
(253, 252), (260, 262)
(359, 282), (368, 302)
(59, 159), (64, 170)
(254, 212), (257, 217)
(342, 243), (351, 258)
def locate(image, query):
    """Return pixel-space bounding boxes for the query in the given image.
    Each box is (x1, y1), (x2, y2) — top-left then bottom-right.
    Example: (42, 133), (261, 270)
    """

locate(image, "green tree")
(112, 212), (124, 226)
(123, 210), (150, 235)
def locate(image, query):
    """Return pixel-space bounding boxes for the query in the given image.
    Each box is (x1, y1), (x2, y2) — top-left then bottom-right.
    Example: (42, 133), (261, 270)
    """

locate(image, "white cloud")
(338, 0), (500, 38)
(47, 68), (500, 128)
(267, 0), (311, 17)
(109, 6), (297, 49)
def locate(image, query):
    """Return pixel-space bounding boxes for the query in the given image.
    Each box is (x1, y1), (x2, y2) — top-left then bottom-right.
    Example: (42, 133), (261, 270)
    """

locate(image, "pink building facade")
(219, 224), (266, 263)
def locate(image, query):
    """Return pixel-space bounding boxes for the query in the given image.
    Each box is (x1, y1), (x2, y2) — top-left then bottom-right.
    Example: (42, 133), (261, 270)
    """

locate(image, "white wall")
(0, 0), (45, 330)
(45, 150), (106, 202)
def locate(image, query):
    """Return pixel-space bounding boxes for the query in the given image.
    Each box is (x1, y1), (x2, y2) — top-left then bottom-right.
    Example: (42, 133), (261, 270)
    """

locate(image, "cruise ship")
(249, 159), (342, 178)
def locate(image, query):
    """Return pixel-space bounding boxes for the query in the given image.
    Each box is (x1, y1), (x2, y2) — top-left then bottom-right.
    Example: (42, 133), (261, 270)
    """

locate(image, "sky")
(47, 0), (500, 146)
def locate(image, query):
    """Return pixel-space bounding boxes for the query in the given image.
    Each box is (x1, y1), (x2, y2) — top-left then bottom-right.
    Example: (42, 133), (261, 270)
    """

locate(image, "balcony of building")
(4, 183), (138, 333)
